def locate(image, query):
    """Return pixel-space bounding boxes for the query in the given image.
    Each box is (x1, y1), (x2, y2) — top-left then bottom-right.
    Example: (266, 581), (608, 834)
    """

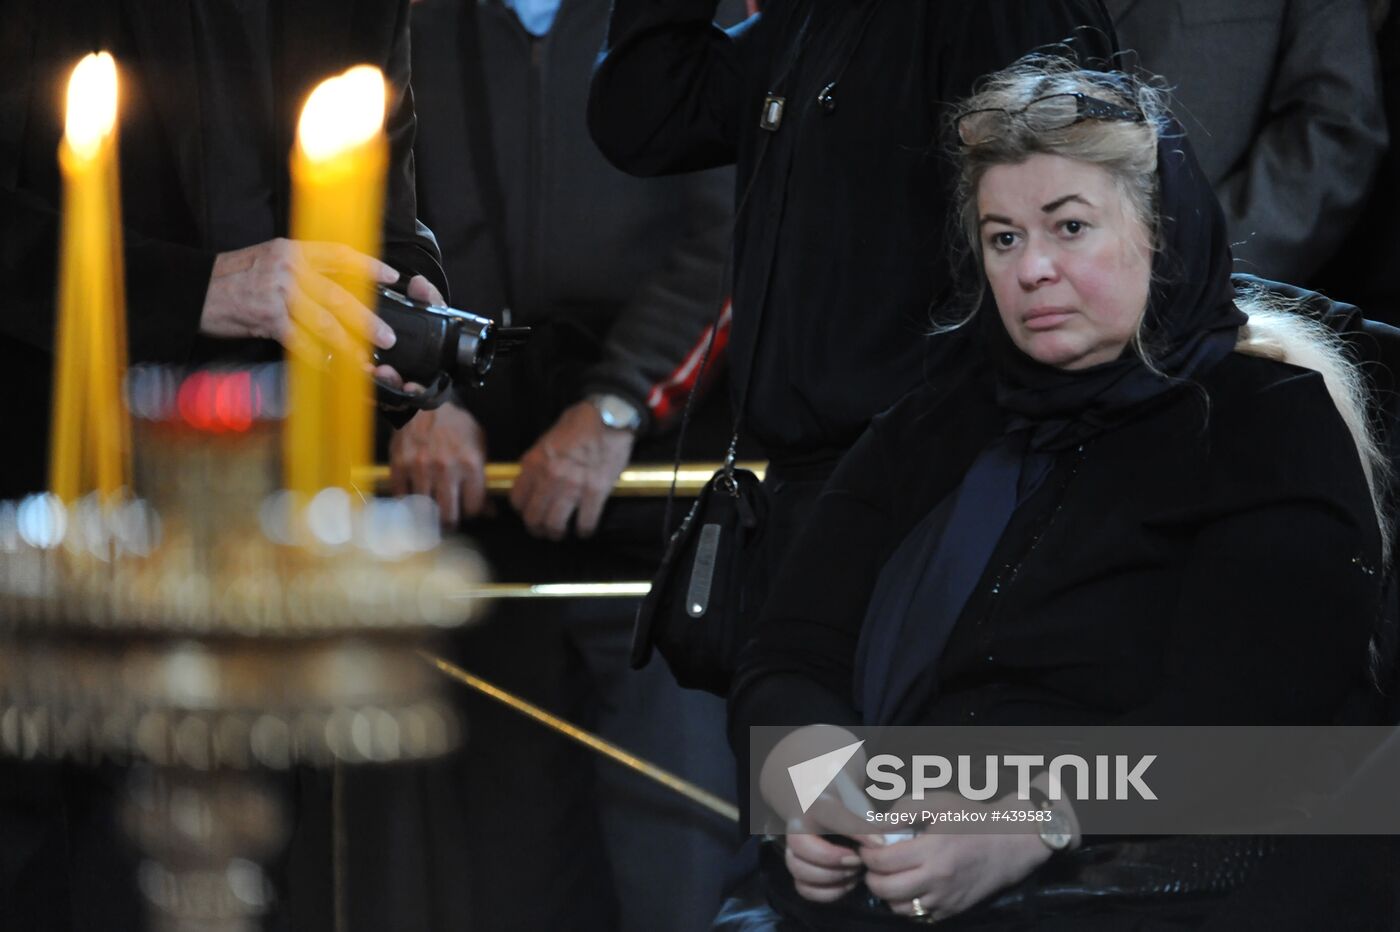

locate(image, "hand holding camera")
(371, 282), (529, 394)
(201, 239), (528, 404)
(371, 274), (445, 392)
(199, 238), (401, 358)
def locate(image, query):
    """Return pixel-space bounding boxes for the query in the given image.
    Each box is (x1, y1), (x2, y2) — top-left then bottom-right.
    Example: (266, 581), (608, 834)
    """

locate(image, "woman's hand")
(783, 796), (886, 904)
(857, 790), (1069, 921)
(860, 829), (1050, 921)
(762, 729), (1073, 915)
(758, 725), (885, 905)
(785, 831), (863, 903)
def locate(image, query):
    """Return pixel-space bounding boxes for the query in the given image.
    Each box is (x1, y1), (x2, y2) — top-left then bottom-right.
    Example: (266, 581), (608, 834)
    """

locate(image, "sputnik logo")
(787, 740), (865, 813)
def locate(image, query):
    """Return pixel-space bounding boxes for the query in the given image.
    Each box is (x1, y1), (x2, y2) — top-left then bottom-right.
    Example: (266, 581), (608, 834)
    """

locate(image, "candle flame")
(297, 65), (386, 162)
(64, 52), (118, 160)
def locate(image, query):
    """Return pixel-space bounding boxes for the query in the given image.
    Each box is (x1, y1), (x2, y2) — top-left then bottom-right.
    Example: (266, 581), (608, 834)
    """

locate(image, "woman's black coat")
(728, 350), (1389, 929)
(732, 350), (1382, 733)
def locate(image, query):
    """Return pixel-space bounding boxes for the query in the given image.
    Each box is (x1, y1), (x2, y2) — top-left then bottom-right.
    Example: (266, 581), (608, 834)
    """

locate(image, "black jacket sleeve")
(588, 0), (761, 176)
(588, 0), (1116, 178)
(379, 0), (448, 299)
(580, 164), (733, 434)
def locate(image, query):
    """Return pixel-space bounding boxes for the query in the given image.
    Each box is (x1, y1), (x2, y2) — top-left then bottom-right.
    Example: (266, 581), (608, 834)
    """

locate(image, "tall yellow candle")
(50, 51), (131, 504)
(285, 66), (388, 496)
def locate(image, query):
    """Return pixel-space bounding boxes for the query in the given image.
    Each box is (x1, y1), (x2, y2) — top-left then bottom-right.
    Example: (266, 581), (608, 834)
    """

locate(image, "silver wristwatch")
(588, 393), (642, 431)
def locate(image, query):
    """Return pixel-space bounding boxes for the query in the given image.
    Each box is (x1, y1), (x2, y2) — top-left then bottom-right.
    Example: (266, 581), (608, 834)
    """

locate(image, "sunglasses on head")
(957, 92), (1145, 147)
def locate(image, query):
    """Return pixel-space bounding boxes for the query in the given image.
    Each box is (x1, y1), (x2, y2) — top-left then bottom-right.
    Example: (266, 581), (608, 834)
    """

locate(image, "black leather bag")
(631, 459), (768, 695)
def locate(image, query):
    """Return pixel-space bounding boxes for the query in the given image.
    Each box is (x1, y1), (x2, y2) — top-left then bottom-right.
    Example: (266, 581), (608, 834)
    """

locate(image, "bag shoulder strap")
(661, 1), (818, 527)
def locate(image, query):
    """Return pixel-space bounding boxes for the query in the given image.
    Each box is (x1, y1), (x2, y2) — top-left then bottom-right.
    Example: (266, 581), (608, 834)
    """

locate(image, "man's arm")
(3, 184), (401, 371)
(579, 166), (733, 434)
(508, 161), (733, 540)
(588, 0), (761, 177)
(379, 0), (449, 298)
(1215, 0), (1387, 282)
(2, 0), (434, 366)
(578, 0), (748, 429)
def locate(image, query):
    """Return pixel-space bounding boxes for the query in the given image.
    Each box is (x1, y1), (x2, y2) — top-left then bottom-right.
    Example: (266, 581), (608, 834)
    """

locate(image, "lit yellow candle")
(286, 65), (388, 496)
(50, 51), (130, 503)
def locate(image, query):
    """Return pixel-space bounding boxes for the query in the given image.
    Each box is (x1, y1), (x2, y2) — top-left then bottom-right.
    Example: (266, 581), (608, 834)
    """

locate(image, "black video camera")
(373, 285), (530, 392)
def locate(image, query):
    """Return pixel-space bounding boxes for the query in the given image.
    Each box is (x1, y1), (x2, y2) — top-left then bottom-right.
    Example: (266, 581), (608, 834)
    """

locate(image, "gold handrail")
(420, 651), (739, 824)
(453, 582), (652, 600)
(402, 464), (760, 820)
(352, 462), (766, 496)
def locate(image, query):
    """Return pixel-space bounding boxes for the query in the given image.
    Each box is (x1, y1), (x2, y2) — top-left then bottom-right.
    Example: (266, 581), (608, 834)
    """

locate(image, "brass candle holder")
(0, 364), (484, 931)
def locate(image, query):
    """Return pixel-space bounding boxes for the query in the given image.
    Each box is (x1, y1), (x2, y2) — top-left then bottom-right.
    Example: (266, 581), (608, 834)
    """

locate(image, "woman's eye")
(989, 231), (1017, 250)
(1060, 219), (1086, 236)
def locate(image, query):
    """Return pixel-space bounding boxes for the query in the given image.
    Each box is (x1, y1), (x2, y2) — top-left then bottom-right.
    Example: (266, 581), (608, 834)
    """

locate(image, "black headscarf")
(989, 117), (1248, 448)
(854, 119), (1248, 724)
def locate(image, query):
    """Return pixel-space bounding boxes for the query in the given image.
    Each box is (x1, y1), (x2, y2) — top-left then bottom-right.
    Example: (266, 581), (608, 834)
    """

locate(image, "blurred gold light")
(286, 65), (388, 497)
(51, 49), (130, 504)
(296, 65), (386, 163)
(64, 52), (118, 160)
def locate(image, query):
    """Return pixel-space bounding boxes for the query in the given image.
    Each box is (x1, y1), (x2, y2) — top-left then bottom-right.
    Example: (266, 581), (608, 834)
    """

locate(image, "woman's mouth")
(1023, 307), (1075, 331)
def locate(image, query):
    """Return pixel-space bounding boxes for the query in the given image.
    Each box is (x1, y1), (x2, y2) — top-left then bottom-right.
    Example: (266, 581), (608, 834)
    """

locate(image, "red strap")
(646, 300), (732, 425)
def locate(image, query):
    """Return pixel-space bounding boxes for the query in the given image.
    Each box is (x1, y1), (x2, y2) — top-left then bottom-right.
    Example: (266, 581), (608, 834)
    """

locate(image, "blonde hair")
(1235, 293), (1392, 560)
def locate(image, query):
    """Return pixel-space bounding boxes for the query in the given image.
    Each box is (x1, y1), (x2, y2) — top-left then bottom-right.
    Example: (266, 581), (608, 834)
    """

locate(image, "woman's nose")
(1017, 242), (1058, 289)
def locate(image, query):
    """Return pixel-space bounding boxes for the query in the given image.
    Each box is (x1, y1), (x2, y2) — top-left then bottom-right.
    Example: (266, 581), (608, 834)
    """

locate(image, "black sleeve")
(379, 0), (448, 299)
(587, 0), (760, 177)
(580, 164), (733, 434)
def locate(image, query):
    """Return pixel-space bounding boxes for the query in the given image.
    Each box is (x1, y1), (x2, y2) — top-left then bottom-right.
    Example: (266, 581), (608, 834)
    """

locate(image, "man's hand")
(200, 238), (400, 362)
(389, 402), (489, 526)
(509, 401), (637, 541)
(372, 274), (445, 391)
(404, 274), (444, 307)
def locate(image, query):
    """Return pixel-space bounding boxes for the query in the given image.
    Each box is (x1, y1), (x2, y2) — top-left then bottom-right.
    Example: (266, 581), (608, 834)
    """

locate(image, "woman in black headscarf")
(725, 56), (1392, 929)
